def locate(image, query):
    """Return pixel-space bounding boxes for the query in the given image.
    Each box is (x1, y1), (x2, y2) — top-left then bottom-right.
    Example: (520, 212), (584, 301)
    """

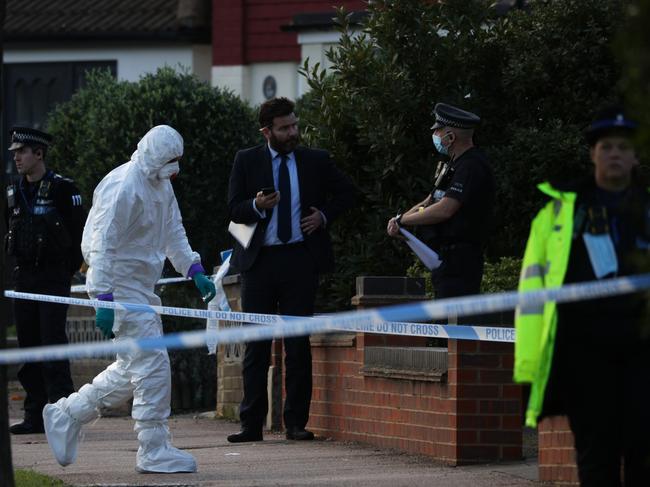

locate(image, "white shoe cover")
(135, 444), (197, 473)
(135, 424), (197, 473)
(43, 399), (82, 467)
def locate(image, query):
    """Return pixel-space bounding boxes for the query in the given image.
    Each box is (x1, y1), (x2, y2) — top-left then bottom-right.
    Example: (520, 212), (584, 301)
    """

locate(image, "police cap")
(430, 103), (481, 130)
(8, 126), (53, 151)
(585, 106), (637, 146)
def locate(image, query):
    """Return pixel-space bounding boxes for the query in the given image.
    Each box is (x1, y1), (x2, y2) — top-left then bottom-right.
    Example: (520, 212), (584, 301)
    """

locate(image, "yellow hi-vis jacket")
(514, 181), (576, 427)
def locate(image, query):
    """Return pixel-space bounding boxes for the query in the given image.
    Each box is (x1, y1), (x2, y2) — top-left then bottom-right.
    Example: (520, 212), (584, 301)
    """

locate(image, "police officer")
(514, 106), (650, 485)
(387, 103), (495, 308)
(5, 127), (86, 434)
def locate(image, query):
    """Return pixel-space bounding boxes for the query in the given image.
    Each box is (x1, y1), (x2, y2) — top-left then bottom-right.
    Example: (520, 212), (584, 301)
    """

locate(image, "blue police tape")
(0, 321), (511, 365)
(4, 289), (508, 347)
(2, 272), (650, 365)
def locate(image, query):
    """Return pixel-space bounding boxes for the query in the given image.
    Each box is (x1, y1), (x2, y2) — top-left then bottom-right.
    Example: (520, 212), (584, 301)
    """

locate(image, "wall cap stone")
(311, 332), (356, 348)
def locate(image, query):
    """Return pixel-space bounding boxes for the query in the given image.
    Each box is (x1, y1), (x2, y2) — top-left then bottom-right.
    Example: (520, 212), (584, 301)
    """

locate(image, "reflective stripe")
(553, 200), (562, 216)
(518, 304), (544, 315)
(523, 264), (545, 279)
(522, 262), (550, 280)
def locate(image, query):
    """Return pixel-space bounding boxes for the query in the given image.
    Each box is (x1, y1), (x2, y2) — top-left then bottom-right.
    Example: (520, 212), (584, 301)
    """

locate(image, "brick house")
(210, 0), (366, 105)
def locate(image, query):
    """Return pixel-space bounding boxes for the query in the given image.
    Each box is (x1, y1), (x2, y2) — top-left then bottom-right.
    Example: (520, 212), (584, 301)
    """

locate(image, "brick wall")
(448, 339), (523, 463)
(308, 332), (522, 465)
(309, 331), (457, 461)
(538, 416), (579, 485)
(216, 274), (245, 420)
(216, 274), (524, 465)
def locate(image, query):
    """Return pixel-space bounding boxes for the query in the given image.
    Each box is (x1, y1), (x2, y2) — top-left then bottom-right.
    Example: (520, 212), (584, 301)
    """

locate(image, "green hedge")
(46, 67), (259, 273)
(407, 255), (522, 298)
(620, 0), (650, 160)
(298, 0), (625, 309)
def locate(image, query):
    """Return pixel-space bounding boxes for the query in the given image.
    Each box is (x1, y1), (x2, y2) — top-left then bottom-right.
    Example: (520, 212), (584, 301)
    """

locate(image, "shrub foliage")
(47, 67), (259, 273)
(298, 0), (624, 309)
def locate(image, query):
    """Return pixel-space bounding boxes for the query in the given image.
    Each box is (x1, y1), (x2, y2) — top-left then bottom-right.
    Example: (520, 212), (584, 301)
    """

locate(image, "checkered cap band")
(12, 131), (50, 146)
(434, 114), (475, 129)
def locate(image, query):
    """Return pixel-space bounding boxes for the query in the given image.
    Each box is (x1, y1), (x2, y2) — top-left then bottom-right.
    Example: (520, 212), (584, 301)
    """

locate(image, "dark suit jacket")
(227, 144), (356, 273)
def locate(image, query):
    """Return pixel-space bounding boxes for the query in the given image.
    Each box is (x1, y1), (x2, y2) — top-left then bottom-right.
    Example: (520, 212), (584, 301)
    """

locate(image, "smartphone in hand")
(261, 187), (276, 195)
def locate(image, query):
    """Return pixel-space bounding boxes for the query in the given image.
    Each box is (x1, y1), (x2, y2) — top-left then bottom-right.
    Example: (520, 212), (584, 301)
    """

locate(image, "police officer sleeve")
(444, 161), (478, 204)
(57, 179), (87, 275)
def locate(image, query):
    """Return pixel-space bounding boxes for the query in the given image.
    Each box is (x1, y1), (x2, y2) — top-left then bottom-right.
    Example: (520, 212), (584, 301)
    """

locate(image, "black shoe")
(285, 426), (314, 441)
(227, 429), (263, 443)
(10, 420), (45, 435)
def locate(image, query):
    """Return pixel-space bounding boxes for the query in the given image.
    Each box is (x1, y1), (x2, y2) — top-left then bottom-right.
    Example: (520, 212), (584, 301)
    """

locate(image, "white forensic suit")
(43, 125), (203, 473)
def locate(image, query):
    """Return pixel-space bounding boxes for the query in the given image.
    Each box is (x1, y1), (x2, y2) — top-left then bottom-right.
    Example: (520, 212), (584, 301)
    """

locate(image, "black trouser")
(13, 265), (75, 425)
(239, 243), (318, 431)
(430, 243), (484, 324)
(565, 345), (650, 487)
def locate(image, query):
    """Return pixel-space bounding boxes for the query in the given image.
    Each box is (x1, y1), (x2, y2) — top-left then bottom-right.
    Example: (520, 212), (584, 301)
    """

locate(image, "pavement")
(8, 382), (543, 487)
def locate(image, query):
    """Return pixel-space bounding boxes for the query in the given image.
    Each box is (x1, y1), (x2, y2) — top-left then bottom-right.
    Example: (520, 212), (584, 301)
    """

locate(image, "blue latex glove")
(95, 293), (115, 339)
(193, 272), (216, 303)
(96, 308), (115, 339)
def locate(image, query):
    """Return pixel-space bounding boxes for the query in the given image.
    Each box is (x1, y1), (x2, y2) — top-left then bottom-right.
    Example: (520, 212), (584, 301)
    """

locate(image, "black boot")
(227, 428), (263, 443)
(285, 426), (314, 441)
(10, 420), (45, 435)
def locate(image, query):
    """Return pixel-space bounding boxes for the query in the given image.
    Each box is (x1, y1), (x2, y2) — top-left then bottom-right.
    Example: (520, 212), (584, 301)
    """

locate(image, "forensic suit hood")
(82, 124), (199, 300)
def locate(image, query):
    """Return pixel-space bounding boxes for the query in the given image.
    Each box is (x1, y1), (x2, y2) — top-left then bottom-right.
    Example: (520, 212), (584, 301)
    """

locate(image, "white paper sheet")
(228, 221), (257, 249)
(399, 227), (442, 270)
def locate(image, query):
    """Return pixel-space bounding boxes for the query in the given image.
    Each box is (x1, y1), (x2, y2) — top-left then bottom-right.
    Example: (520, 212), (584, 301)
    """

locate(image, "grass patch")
(14, 469), (70, 487)
(7, 324), (17, 337)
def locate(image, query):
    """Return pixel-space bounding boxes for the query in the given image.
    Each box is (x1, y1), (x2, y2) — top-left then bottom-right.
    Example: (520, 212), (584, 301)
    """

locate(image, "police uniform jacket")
(514, 177), (650, 427)
(5, 170), (86, 281)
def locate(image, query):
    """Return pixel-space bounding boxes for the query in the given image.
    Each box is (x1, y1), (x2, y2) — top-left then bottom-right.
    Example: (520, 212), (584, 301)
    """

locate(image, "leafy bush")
(46, 67), (259, 273)
(620, 0), (650, 160)
(481, 256), (522, 294)
(406, 255), (522, 297)
(299, 0), (624, 310)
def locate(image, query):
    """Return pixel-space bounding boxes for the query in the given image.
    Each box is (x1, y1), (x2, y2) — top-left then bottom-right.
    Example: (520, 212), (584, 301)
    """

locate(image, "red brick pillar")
(448, 337), (523, 464)
(538, 416), (579, 485)
(216, 274), (244, 420)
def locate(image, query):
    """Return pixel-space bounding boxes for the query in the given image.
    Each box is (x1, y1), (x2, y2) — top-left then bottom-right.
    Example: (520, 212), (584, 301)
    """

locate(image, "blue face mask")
(432, 133), (449, 155)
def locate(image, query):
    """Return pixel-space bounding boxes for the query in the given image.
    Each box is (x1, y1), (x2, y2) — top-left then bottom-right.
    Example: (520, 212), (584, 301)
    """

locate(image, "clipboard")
(228, 221), (257, 249)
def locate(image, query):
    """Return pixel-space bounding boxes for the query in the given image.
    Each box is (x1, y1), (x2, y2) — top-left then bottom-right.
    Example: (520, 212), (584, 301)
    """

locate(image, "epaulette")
(51, 172), (74, 184)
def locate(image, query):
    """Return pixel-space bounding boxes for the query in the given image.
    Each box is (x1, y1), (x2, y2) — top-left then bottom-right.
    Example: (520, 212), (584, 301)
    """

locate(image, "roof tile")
(5, 0), (210, 41)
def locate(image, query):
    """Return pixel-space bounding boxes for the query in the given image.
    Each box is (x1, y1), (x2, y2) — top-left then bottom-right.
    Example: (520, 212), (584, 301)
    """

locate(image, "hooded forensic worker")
(42, 125), (216, 473)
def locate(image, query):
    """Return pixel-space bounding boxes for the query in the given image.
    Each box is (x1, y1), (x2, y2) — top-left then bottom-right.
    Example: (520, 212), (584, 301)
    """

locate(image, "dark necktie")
(277, 154), (292, 243)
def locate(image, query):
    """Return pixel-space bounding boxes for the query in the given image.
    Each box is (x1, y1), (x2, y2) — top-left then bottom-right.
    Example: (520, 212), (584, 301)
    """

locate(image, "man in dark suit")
(227, 97), (355, 442)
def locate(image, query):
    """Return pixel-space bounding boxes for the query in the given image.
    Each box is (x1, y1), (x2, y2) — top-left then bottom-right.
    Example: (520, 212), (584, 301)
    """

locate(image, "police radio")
(430, 160), (454, 202)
